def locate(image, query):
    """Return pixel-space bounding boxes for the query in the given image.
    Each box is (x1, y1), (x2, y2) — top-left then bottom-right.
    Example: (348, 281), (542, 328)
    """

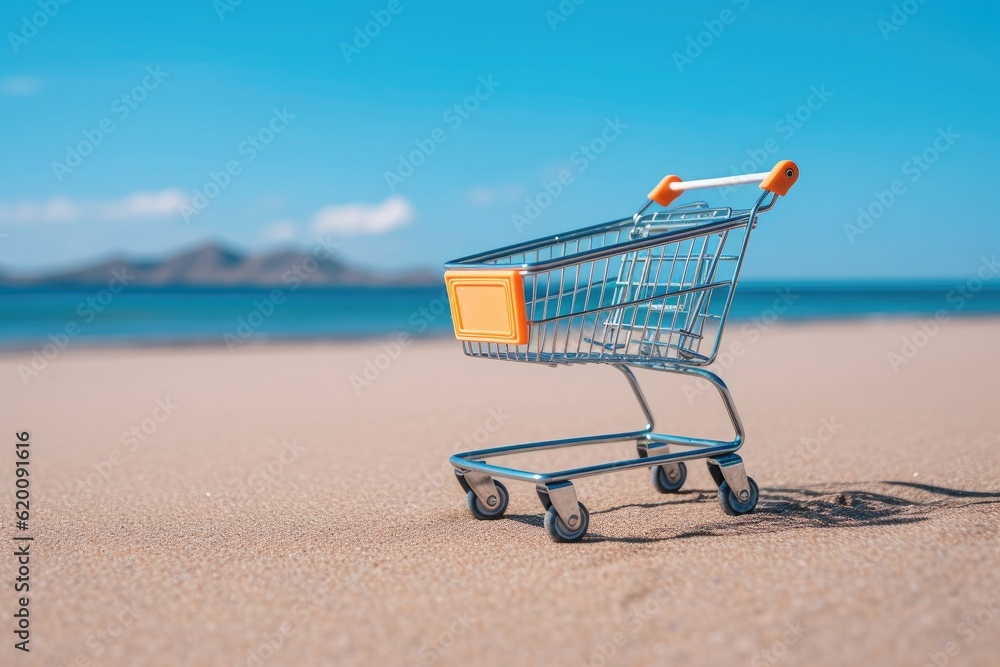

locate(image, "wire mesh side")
(464, 221), (749, 365)
(476, 222), (635, 267)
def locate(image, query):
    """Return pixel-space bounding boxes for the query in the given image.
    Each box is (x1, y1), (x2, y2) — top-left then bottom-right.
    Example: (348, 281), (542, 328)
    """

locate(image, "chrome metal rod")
(451, 429), (651, 462)
(446, 199), (774, 272)
(449, 362), (745, 485)
(613, 362), (654, 431)
(453, 442), (740, 484)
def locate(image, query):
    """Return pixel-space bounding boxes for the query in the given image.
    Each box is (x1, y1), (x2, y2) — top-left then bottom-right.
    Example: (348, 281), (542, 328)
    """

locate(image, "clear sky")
(1, 0), (997, 278)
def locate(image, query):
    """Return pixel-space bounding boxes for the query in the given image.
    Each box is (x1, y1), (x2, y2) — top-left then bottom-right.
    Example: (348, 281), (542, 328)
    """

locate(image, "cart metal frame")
(444, 161), (799, 541)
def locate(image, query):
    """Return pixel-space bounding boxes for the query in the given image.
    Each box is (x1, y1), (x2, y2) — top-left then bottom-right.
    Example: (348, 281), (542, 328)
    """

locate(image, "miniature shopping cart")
(444, 160), (799, 542)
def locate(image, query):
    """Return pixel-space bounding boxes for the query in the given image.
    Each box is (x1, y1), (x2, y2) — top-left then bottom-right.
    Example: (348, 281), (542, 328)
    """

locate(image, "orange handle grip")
(647, 175), (683, 207)
(758, 160), (799, 196)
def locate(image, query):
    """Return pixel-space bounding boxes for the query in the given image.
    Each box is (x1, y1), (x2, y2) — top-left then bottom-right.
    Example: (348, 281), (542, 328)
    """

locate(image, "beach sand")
(2, 318), (999, 666)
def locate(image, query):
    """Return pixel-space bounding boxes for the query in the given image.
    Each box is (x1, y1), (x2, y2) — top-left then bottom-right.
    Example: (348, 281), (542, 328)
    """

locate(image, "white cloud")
(100, 190), (190, 219)
(263, 219), (297, 242)
(310, 195), (414, 235)
(0, 189), (189, 224)
(467, 183), (524, 207)
(2, 76), (42, 96)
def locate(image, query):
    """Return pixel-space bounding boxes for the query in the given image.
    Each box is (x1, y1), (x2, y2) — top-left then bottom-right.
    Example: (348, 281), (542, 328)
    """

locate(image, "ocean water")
(1, 282), (998, 349)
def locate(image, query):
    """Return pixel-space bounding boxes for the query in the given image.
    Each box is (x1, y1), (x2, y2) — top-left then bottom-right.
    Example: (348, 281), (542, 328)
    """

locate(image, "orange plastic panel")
(445, 269), (529, 344)
(759, 160), (799, 196)
(647, 174), (683, 207)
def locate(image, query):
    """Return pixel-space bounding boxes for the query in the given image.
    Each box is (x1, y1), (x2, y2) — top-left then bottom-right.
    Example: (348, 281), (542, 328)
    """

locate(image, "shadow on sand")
(506, 481), (1000, 544)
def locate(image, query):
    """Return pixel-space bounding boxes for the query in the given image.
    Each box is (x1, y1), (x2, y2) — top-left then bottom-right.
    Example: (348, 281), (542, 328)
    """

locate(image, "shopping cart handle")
(647, 160), (798, 207)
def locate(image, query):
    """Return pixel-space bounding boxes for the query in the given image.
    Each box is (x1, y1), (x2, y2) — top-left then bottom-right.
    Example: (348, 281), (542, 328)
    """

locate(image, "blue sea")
(1, 282), (999, 350)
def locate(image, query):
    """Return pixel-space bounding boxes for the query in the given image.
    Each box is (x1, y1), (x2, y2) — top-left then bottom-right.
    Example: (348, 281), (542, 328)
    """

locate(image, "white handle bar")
(670, 172), (770, 191)
(646, 160), (799, 208)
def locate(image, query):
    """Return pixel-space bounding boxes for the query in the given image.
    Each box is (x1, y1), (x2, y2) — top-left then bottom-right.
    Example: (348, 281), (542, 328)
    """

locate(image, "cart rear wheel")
(466, 480), (509, 520)
(718, 477), (759, 516)
(543, 502), (589, 543)
(650, 462), (687, 493)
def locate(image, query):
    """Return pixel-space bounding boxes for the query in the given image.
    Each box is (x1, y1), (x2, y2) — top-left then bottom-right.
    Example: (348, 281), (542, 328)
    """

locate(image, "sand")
(2, 318), (999, 666)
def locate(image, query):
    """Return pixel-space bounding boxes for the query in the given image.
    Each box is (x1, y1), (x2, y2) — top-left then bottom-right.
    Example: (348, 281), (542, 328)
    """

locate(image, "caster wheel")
(707, 462), (725, 488)
(536, 486), (552, 510)
(466, 480), (509, 520)
(543, 502), (589, 543)
(718, 477), (759, 516)
(650, 462), (687, 493)
(454, 469), (471, 494)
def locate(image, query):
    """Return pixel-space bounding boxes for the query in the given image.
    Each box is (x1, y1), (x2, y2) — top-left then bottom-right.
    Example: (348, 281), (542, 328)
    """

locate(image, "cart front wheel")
(536, 486), (552, 510)
(650, 462), (687, 493)
(543, 502), (589, 543)
(466, 480), (509, 520)
(454, 469), (472, 494)
(706, 461), (726, 488)
(718, 477), (759, 516)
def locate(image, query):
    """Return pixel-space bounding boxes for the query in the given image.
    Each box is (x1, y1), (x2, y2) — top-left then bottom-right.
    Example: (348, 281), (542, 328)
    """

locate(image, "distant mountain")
(0, 243), (440, 288)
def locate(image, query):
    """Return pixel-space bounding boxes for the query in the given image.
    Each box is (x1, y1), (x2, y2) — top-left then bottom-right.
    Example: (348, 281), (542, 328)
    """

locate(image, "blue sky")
(1, 0), (997, 278)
